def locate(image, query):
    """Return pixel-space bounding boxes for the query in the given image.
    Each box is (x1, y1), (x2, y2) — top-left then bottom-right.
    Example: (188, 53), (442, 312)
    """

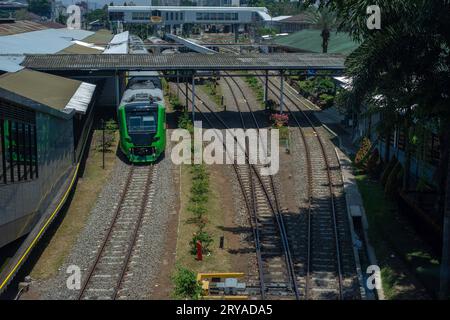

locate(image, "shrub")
(172, 265), (202, 299)
(355, 137), (372, 167)
(319, 93), (335, 108)
(96, 119), (117, 152)
(270, 113), (289, 127)
(298, 79), (314, 97)
(178, 111), (193, 133)
(169, 93), (184, 112)
(190, 230), (213, 255)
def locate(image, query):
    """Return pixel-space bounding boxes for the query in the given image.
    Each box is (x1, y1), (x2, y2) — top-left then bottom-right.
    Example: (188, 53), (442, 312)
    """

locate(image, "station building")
(0, 21), (120, 249)
(0, 69), (96, 248)
(108, 5), (272, 32)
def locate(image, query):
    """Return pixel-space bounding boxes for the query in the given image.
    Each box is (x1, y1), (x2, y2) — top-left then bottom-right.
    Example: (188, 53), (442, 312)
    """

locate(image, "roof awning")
(64, 82), (96, 114)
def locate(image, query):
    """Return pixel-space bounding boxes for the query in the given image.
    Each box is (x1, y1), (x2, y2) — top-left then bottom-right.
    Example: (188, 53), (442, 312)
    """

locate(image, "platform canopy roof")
(20, 53), (346, 72)
(0, 69), (96, 117)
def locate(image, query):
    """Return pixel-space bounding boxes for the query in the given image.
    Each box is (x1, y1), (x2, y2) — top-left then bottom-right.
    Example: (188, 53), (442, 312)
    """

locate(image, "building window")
(196, 12), (237, 21)
(165, 12), (169, 20)
(109, 12), (124, 21)
(170, 12), (173, 20)
(132, 12), (150, 20)
(175, 12), (178, 20)
(0, 103), (38, 185)
(180, 12), (183, 20)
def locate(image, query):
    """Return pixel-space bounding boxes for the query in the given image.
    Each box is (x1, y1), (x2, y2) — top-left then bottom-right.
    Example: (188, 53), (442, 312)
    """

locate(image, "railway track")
(176, 81), (299, 299)
(77, 164), (155, 300)
(259, 73), (360, 299)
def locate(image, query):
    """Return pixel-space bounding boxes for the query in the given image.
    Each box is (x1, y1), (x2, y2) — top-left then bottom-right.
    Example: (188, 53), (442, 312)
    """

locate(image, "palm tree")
(305, 7), (338, 53)
(323, 0), (450, 298)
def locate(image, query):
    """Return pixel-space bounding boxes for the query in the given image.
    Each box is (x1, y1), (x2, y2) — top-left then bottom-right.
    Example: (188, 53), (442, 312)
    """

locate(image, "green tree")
(315, 0), (450, 298)
(28, 0), (51, 18)
(304, 7), (338, 53)
(86, 8), (108, 24)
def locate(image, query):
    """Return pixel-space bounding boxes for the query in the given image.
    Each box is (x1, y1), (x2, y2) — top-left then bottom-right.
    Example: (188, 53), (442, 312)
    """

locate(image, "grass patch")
(355, 174), (440, 299)
(243, 74), (265, 109)
(199, 79), (223, 108)
(175, 164), (232, 274)
(30, 130), (119, 280)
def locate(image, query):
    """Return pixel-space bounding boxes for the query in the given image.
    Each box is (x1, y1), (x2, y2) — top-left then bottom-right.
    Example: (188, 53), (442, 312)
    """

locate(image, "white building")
(108, 5), (271, 26)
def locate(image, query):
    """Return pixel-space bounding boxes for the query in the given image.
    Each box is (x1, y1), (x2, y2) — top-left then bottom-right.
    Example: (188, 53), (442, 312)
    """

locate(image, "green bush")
(190, 230), (213, 255)
(245, 76), (264, 105)
(355, 137), (372, 167)
(298, 79), (314, 97)
(319, 93), (335, 108)
(178, 111), (193, 133)
(380, 156), (398, 187)
(172, 265), (202, 299)
(169, 93), (183, 112)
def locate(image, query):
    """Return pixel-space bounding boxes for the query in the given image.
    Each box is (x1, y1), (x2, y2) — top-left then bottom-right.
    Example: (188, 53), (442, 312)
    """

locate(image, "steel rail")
(77, 164), (154, 300)
(176, 83), (267, 299)
(179, 82), (301, 299)
(223, 74), (300, 300)
(260, 73), (344, 300)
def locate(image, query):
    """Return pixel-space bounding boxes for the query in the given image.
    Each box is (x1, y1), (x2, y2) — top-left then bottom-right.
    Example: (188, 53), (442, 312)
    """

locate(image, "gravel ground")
(34, 139), (176, 300)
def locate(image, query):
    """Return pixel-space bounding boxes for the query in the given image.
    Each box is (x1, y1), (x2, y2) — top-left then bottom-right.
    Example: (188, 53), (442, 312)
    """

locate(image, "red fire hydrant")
(196, 240), (203, 261)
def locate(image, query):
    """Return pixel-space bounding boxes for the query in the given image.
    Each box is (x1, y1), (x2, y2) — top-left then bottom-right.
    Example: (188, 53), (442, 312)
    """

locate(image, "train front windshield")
(126, 111), (158, 134)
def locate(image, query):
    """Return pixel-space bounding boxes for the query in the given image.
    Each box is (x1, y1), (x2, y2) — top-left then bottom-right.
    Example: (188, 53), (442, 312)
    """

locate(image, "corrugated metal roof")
(271, 16), (292, 22)
(21, 53), (346, 71)
(65, 82), (96, 114)
(103, 31), (129, 54)
(0, 55), (24, 72)
(165, 34), (216, 54)
(0, 28), (95, 55)
(0, 69), (95, 113)
(0, 28), (111, 71)
(109, 31), (129, 45)
(103, 42), (128, 54)
(0, 20), (53, 36)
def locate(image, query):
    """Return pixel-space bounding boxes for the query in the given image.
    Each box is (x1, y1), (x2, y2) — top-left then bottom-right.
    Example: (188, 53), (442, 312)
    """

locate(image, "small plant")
(244, 75), (265, 107)
(96, 119), (117, 152)
(270, 113), (289, 128)
(178, 111), (193, 133)
(355, 137), (372, 168)
(172, 265), (202, 300)
(169, 93), (183, 112)
(190, 231), (213, 255)
(319, 93), (335, 108)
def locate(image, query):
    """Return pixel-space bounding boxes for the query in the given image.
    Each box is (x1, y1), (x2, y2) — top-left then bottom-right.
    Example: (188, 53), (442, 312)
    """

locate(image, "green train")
(117, 71), (166, 163)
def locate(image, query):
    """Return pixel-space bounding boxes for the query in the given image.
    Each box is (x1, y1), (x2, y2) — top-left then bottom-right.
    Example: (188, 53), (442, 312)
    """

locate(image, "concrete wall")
(0, 112), (74, 248)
